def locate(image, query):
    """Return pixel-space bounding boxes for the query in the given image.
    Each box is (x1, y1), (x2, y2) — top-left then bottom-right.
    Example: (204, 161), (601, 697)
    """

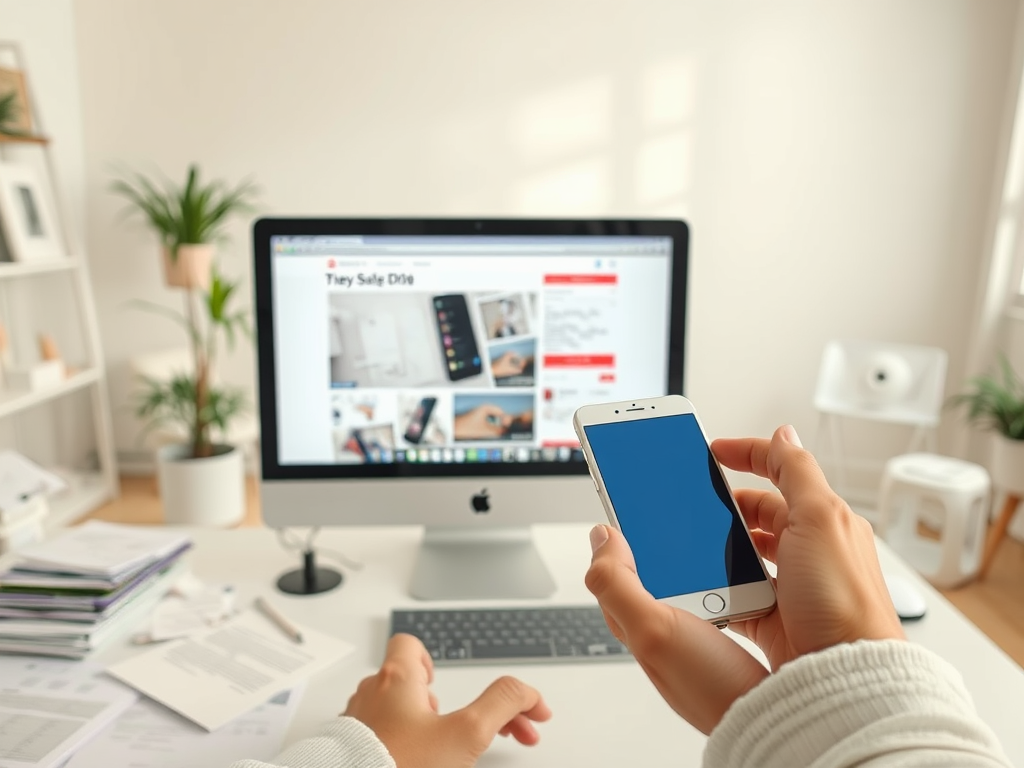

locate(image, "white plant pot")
(162, 243), (213, 290)
(157, 443), (245, 527)
(990, 433), (1024, 496)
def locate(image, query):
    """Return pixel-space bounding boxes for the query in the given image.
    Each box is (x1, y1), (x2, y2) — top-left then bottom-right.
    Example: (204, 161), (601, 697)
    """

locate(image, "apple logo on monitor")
(471, 489), (490, 513)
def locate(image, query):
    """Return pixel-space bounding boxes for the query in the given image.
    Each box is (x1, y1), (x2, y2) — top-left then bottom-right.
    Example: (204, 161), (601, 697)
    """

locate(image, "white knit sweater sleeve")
(704, 639), (1013, 767)
(230, 717), (395, 768)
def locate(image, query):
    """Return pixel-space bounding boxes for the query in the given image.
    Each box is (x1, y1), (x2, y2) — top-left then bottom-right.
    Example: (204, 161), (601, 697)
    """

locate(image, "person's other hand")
(712, 425), (904, 671)
(344, 634), (551, 768)
(491, 352), (525, 378)
(453, 404), (511, 439)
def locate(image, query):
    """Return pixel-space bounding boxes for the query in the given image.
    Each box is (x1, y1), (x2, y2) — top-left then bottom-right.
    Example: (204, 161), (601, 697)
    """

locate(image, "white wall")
(69, 0), (1018, 480)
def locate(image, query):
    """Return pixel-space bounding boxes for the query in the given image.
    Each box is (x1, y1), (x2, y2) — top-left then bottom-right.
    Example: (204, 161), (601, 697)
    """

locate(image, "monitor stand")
(409, 527), (556, 600)
(276, 548), (344, 595)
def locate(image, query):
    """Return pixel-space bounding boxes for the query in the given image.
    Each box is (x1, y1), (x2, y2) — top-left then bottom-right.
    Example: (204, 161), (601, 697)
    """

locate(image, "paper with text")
(63, 686), (303, 768)
(106, 609), (352, 731)
(0, 658), (136, 768)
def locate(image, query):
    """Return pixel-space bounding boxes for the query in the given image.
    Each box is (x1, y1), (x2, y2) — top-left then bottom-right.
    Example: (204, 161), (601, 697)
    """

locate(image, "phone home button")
(703, 593), (726, 614)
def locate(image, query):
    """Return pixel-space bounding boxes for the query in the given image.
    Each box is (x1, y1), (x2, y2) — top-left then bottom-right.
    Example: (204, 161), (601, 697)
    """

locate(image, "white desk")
(93, 524), (1024, 767)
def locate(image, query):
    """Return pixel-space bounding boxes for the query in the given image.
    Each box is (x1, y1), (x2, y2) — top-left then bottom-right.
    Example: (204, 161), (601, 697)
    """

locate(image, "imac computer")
(253, 218), (688, 600)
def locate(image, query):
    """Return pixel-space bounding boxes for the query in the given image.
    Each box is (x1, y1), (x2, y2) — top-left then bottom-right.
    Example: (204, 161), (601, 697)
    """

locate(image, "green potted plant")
(112, 164), (256, 289)
(0, 90), (27, 137)
(113, 164), (256, 525)
(948, 354), (1024, 494)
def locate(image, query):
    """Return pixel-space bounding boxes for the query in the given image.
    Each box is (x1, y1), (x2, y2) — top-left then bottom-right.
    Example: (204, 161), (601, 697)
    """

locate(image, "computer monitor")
(253, 218), (688, 599)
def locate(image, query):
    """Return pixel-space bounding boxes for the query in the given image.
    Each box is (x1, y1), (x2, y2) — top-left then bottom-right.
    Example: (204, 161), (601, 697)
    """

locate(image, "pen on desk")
(255, 596), (304, 644)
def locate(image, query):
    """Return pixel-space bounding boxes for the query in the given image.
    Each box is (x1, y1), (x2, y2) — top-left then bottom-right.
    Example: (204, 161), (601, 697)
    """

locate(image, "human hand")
(344, 634), (551, 768)
(585, 424), (904, 735)
(712, 425), (904, 670)
(491, 351), (526, 378)
(585, 525), (770, 734)
(453, 404), (510, 439)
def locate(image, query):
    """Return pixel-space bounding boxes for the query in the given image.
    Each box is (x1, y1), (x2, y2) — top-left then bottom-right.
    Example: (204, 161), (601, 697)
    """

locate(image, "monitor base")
(410, 526), (556, 600)
(276, 549), (344, 595)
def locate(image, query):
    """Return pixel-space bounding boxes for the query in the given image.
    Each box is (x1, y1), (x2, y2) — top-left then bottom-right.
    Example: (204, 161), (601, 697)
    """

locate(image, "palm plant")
(111, 164), (256, 259)
(133, 269), (251, 459)
(947, 355), (1024, 440)
(113, 165), (256, 459)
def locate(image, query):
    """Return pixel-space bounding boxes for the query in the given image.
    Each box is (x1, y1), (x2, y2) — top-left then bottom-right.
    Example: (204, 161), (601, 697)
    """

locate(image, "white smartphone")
(573, 394), (776, 625)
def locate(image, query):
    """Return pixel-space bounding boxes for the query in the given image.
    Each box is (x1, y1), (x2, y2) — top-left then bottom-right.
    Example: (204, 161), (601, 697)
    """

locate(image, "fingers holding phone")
(585, 524), (769, 735)
(713, 426), (904, 669)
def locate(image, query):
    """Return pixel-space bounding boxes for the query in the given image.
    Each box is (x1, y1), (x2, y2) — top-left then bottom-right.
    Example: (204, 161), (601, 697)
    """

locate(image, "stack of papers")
(0, 521), (191, 659)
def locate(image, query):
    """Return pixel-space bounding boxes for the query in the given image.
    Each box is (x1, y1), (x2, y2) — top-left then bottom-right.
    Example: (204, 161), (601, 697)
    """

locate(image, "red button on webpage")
(543, 354), (615, 367)
(543, 274), (618, 285)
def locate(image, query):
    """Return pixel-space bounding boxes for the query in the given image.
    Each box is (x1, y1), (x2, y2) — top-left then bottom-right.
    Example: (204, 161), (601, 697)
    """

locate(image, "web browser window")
(271, 235), (673, 466)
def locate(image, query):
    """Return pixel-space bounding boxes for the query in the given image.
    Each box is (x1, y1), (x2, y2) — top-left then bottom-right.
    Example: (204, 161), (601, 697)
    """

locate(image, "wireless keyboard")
(390, 605), (633, 665)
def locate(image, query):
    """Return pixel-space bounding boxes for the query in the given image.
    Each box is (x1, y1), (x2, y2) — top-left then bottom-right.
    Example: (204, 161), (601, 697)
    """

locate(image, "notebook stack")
(0, 520), (191, 658)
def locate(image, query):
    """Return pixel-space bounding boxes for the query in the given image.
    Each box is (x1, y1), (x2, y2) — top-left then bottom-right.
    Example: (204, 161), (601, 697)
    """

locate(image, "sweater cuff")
(230, 717), (395, 768)
(703, 639), (1007, 768)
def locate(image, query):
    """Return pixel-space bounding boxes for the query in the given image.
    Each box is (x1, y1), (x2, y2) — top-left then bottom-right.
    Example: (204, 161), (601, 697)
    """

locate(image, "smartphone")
(351, 425), (396, 464)
(573, 394), (776, 625)
(403, 397), (437, 444)
(432, 294), (483, 381)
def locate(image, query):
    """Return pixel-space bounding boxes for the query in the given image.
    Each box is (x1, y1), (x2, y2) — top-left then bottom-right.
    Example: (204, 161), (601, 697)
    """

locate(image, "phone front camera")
(614, 409), (619, 414)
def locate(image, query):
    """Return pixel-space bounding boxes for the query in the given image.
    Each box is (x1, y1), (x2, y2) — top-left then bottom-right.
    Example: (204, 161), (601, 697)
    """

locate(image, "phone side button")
(703, 593), (726, 614)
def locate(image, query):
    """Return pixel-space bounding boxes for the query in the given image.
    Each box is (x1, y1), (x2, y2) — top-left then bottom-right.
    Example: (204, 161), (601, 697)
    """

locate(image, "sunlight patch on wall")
(635, 132), (692, 206)
(644, 197), (691, 219)
(989, 217), (1018, 300)
(641, 58), (695, 129)
(509, 79), (613, 164)
(511, 159), (611, 214)
(1003, 79), (1024, 204)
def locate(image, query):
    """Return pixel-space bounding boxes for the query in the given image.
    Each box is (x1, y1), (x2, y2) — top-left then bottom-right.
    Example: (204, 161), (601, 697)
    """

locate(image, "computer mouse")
(885, 574), (927, 621)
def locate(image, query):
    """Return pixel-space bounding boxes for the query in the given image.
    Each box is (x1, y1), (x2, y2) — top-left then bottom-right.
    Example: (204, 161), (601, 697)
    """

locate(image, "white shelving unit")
(0, 42), (118, 528)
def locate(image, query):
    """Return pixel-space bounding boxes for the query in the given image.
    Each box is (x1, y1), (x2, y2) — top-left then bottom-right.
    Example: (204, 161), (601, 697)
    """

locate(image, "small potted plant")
(113, 165), (256, 525)
(112, 164), (256, 290)
(948, 354), (1024, 493)
(0, 91), (28, 137)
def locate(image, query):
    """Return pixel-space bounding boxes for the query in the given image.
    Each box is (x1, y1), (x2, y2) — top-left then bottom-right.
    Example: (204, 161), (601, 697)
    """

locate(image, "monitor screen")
(254, 220), (687, 482)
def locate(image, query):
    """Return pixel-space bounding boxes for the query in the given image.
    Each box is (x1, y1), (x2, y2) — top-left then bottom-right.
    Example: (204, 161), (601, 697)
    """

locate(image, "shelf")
(0, 368), (101, 419)
(0, 258), (77, 279)
(0, 133), (49, 145)
(46, 472), (115, 530)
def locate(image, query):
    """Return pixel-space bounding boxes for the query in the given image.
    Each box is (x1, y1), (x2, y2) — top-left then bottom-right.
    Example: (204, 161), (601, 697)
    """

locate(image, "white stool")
(877, 453), (990, 589)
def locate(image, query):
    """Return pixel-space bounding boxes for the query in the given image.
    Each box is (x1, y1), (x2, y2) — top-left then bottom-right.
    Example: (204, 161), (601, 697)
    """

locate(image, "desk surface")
(93, 524), (1023, 767)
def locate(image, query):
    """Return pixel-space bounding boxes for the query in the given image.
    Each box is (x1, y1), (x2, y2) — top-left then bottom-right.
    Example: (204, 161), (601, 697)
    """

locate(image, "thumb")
(452, 676), (551, 747)
(585, 525), (659, 637)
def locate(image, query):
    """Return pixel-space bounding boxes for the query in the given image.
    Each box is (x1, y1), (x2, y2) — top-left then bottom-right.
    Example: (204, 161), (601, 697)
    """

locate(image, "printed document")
(106, 608), (352, 731)
(64, 687), (303, 768)
(0, 658), (136, 768)
(15, 520), (190, 578)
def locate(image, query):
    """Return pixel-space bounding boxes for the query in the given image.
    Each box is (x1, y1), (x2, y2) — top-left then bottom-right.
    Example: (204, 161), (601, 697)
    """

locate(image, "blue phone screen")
(583, 413), (767, 598)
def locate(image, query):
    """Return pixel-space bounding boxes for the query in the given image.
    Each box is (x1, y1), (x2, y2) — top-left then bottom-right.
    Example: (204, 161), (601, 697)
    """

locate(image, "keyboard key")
(470, 641), (554, 659)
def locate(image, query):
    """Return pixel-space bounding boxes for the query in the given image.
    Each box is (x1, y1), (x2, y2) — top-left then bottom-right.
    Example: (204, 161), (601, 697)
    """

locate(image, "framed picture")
(0, 68), (33, 135)
(0, 163), (64, 262)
